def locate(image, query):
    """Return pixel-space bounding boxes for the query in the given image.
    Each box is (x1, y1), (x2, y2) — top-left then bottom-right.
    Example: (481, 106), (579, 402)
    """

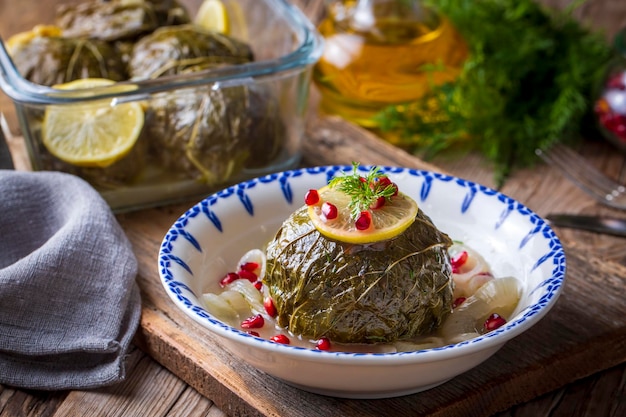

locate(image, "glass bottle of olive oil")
(313, 0), (468, 137)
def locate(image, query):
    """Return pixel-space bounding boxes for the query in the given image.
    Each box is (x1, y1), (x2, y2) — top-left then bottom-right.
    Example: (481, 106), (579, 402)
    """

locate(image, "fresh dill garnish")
(328, 162), (396, 220)
(375, 0), (615, 186)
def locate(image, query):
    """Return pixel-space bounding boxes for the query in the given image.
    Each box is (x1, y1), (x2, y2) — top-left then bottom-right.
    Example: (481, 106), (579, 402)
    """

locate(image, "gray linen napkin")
(0, 170), (141, 390)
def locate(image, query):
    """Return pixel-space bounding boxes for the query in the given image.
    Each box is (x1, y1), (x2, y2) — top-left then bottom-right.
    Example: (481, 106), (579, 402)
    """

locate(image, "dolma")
(128, 24), (253, 79)
(145, 83), (285, 184)
(55, 0), (161, 42)
(132, 24), (282, 184)
(7, 26), (127, 85)
(56, 0), (191, 69)
(144, 0), (191, 26)
(265, 206), (455, 344)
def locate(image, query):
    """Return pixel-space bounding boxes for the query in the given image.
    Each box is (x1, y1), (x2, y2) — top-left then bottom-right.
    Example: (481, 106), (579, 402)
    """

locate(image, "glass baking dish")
(0, 0), (323, 212)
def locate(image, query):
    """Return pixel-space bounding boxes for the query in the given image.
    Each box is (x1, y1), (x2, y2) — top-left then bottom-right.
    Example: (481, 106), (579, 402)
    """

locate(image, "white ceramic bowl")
(158, 165), (566, 399)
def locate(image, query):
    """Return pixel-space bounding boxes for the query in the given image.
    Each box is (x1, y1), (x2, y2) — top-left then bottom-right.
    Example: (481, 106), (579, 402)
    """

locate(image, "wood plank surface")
(1, 1), (625, 416)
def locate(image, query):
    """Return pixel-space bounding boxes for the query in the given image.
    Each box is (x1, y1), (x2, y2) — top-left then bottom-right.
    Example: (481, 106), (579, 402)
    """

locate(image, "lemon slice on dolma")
(42, 78), (144, 168)
(307, 166), (419, 245)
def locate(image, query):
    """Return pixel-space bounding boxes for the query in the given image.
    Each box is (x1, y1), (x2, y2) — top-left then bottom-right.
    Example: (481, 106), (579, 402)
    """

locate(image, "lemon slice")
(308, 185), (419, 244)
(42, 78), (144, 168)
(6, 25), (63, 55)
(194, 0), (230, 33)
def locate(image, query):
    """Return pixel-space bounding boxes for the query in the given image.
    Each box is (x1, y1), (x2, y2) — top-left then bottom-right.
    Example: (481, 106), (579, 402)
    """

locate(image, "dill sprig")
(375, 0), (615, 186)
(329, 163), (396, 220)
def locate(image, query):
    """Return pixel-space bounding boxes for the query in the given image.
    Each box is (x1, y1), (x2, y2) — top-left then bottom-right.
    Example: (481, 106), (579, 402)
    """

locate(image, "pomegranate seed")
(241, 314), (264, 329)
(240, 262), (259, 272)
(606, 72), (626, 90)
(607, 115), (626, 140)
(390, 182), (399, 196)
(355, 211), (372, 230)
(253, 281), (263, 291)
(452, 297), (466, 308)
(304, 189), (320, 206)
(376, 176), (392, 187)
(316, 337), (331, 351)
(451, 251), (468, 273)
(370, 196), (386, 210)
(247, 331), (260, 337)
(603, 112), (618, 127)
(369, 176), (391, 191)
(483, 313), (507, 332)
(322, 202), (338, 220)
(264, 297), (277, 317)
(237, 269), (257, 282)
(359, 176), (367, 183)
(369, 177), (398, 197)
(270, 334), (290, 344)
(219, 272), (239, 287)
(602, 117), (626, 140)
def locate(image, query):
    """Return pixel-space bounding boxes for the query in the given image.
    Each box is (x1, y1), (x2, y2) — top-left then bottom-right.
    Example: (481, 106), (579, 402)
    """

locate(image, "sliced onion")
(220, 289), (254, 318)
(450, 243), (492, 298)
(394, 336), (446, 352)
(460, 273), (494, 298)
(472, 276), (521, 314)
(440, 276), (521, 341)
(203, 250), (268, 328)
(226, 279), (264, 314)
(202, 293), (239, 325)
(446, 332), (481, 344)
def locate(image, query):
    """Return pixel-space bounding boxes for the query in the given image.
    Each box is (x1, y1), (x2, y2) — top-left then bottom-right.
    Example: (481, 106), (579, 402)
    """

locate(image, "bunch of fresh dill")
(376, 0), (615, 185)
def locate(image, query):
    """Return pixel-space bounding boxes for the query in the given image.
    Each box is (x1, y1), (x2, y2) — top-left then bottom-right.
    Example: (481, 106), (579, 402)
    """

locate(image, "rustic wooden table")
(1, 1), (625, 416)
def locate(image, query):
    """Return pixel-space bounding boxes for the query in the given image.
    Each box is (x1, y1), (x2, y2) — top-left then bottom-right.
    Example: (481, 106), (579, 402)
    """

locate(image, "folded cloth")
(0, 170), (141, 390)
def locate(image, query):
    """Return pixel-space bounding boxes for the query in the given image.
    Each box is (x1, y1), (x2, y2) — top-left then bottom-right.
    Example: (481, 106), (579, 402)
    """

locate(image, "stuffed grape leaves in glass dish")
(0, 0), (323, 212)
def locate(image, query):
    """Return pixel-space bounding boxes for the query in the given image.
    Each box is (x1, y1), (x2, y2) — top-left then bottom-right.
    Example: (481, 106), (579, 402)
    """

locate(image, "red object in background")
(594, 27), (626, 151)
(595, 71), (626, 141)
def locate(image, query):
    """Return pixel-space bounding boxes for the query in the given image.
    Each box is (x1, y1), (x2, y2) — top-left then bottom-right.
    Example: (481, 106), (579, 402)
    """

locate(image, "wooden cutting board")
(116, 115), (626, 417)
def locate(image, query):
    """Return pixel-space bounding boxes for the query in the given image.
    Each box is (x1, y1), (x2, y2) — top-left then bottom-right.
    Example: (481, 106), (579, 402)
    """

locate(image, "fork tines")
(535, 144), (626, 210)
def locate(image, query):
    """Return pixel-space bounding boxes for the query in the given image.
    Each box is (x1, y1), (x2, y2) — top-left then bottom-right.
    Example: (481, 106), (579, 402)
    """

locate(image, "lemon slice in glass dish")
(42, 78), (144, 168)
(307, 166), (419, 244)
(194, 0), (230, 33)
(5, 25), (63, 55)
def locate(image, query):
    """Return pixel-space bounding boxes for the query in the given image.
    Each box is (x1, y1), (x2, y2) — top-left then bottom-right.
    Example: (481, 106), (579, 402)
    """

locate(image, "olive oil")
(313, 0), (468, 131)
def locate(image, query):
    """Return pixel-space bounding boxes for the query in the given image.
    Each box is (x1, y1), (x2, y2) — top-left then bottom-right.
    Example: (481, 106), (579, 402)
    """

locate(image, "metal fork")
(535, 144), (626, 210)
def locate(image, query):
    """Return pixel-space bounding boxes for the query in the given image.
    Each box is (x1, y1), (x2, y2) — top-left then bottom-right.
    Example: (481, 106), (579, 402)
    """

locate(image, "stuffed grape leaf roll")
(265, 205), (455, 344)
(128, 24), (253, 79)
(7, 26), (127, 85)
